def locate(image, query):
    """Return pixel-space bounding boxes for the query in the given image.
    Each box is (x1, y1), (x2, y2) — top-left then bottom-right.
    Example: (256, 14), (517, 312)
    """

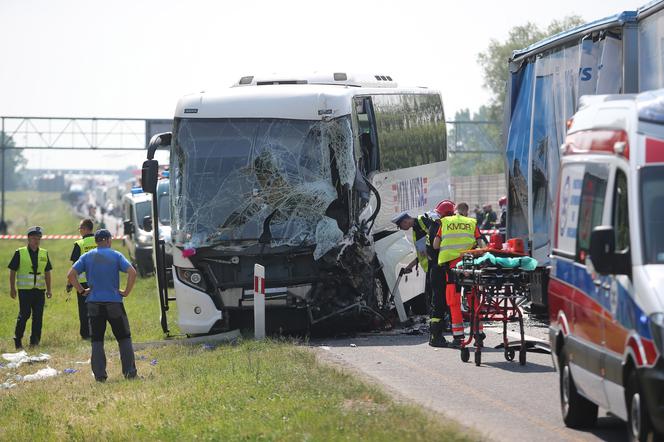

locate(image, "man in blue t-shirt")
(67, 229), (138, 382)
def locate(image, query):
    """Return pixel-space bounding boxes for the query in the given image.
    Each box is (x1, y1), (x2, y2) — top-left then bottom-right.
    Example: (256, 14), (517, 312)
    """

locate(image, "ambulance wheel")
(626, 370), (653, 442)
(474, 349), (481, 366)
(460, 347), (470, 363)
(505, 348), (515, 361)
(560, 350), (597, 428)
(519, 347), (527, 366)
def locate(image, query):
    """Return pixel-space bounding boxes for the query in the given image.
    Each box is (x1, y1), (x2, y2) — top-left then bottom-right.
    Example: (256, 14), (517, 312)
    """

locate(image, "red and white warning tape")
(0, 235), (123, 240)
(479, 229), (499, 235)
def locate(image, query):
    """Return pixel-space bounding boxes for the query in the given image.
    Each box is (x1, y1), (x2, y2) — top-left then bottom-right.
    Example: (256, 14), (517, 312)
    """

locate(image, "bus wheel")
(560, 350), (597, 428)
(626, 371), (653, 442)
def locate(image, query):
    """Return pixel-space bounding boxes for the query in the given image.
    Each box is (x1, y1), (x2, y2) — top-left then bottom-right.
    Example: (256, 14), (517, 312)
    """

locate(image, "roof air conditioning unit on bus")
(232, 72), (398, 88)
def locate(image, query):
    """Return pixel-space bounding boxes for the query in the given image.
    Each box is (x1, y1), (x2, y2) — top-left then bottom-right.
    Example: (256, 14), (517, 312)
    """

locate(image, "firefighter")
(66, 218), (97, 339)
(433, 204), (483, 348)
(8, 226), (53, 349)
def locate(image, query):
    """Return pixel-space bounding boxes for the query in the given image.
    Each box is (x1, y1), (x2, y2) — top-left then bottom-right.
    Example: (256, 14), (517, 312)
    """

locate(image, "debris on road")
(350, 343), (357, 347)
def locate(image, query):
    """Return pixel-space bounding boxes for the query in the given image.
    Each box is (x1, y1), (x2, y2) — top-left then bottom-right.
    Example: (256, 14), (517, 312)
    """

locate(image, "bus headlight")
(650, 312), (664, 356)
(176, 267), (206, 291)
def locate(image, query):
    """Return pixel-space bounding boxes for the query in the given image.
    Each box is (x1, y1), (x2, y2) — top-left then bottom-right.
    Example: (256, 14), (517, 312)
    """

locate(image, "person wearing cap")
(7, 226), (53, 349)
(433, 203), (483, 348)
(391, 210), (436, 308)
(67, 229), (138, 382)
(391, 211), (437, 275)
(66, 218), (96, 339)
(392, 208), (454, 347)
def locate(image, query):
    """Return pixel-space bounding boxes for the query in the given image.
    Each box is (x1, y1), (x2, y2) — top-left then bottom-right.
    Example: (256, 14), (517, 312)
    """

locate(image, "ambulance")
(549, 90), (664, 441)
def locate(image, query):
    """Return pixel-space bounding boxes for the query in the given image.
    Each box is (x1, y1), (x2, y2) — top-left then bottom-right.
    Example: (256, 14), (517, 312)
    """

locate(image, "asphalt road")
(314, 320), (626, 441)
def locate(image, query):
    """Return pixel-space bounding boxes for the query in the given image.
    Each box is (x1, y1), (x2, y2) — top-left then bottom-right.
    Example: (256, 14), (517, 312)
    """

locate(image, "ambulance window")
(613, 170), (630, 252)
(576, 165), (609, 262)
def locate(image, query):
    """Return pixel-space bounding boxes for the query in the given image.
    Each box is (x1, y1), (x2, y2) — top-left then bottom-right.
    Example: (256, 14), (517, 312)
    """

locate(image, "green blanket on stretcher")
(454, 253), (538, 271)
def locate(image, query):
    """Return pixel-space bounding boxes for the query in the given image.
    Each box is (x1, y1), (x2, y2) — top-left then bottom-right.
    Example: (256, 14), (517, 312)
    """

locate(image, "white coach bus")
(142, 72), (450, 335)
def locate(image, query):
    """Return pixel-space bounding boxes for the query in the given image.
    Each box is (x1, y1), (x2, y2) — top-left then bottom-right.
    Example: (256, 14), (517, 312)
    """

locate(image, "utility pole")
(0, 117), (6, 234)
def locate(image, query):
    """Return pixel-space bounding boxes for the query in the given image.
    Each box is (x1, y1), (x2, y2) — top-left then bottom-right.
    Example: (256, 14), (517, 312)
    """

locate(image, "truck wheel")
(626, 371), (653, 442)
(559, 351), (597, 428)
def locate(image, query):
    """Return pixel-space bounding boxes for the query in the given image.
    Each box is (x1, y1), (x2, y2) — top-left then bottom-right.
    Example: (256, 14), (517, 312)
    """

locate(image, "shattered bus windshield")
(171, 117), (355, 250)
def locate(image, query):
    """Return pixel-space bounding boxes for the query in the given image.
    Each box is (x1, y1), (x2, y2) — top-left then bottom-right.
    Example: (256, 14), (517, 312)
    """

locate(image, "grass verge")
(0, 191), (475, 441)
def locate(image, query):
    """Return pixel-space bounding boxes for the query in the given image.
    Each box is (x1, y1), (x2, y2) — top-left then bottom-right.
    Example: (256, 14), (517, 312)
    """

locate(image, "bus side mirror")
(142, 216), (153, 232)
(123, 220), (133, 236)
(142, 160), (159, 194)
(143, 131), (172, 194)
(590, 225), (631, 276)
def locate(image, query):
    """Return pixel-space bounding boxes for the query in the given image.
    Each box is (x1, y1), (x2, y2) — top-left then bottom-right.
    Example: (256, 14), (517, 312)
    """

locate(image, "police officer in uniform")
(66, 218), (96, 339)
(392, 210), (453, 346)
(8, 226), (53, 349)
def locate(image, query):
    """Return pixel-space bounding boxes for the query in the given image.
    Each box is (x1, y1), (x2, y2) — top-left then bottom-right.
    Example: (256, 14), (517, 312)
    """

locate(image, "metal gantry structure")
(0, 116), (501, 234)
(0, 116), (172, 233)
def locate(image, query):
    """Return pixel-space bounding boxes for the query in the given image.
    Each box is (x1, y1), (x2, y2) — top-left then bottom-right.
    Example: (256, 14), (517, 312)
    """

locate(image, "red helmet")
(435, 200), (455, 217)
(499, 196), (507, 207)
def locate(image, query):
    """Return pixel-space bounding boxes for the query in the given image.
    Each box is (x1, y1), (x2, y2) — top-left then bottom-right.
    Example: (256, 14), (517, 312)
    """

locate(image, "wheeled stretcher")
(451, 250), (537, 366)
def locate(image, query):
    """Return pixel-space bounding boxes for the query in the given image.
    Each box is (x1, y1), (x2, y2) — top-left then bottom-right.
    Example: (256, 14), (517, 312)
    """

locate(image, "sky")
(0, 0), (649, 170)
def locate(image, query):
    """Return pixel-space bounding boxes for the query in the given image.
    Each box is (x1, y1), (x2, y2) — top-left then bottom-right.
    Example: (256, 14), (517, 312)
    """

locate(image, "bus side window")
(613, 169), (630, 254)
(575, 164), (609, 263)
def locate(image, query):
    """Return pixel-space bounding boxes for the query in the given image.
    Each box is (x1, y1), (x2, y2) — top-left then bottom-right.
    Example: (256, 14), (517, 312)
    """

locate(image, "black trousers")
(76, 283), (90, 338)
(87, 302), (136, 380)
(429, 262), (448, 319)
(14, 289), (45, 345)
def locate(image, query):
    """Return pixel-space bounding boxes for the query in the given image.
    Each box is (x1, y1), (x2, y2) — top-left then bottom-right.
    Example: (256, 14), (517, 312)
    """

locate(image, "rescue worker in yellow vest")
(433, 206), (483, 348)
(66, 218), (96, 339)
(392, 210), (452, 347)
(391, 211), (434, 274)
(8, 226), (53, 349)
(392, 211), (435, 309)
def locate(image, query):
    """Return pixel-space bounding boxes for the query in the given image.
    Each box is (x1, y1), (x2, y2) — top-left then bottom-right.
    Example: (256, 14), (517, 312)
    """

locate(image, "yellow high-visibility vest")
(437, 214), (477, 265)
(74, 236), (97, 283)
(16, 247), (48, 290)
(412, 215), (430, 272)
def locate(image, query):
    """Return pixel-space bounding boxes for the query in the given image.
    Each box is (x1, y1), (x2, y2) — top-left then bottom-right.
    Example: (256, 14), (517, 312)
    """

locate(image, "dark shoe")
(429, 337), (448, 348)
(450, 337), (464, 349)
(29, 342), (39, 348)
(95, 377), (107, 383)
(428, 321), (447, 347)
(124, 371), (138, 380)
(13, 338), (22, 350)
